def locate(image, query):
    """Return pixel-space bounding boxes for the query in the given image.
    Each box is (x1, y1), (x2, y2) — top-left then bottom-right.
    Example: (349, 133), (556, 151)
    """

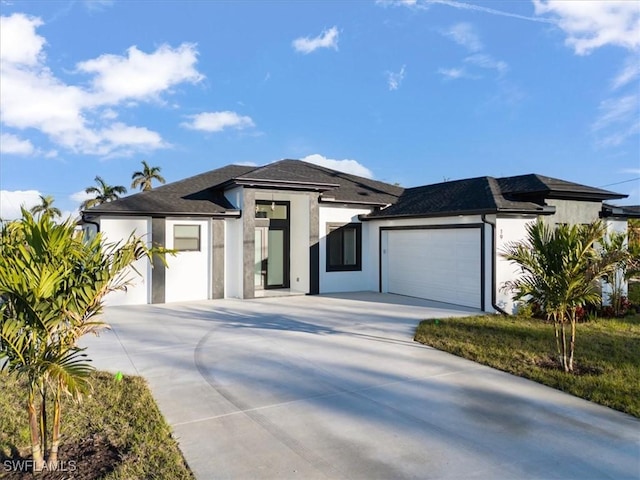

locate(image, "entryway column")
(309, 192), (320, 294)
(242, 189), (256, 299)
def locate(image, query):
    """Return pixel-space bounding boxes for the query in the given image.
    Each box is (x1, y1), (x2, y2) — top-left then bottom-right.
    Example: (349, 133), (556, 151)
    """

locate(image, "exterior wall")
(255, 191), (311, 294)
(164, 218), (210, 303)
(224, 217), (243, 298)
(494, 216), (537, 314)
(545, 199), (602, 225)
(100, 216), (152, 306)
(602, 218), (629, 305)
(224, 186), (244, 209)
(319, 206), (373, 293)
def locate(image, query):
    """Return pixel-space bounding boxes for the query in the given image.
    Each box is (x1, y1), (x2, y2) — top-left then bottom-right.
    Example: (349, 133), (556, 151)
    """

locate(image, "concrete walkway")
(83, 293), (640, 479)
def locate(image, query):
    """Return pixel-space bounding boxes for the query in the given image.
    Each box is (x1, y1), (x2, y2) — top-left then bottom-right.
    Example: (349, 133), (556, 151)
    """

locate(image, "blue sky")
(1, 0), (639, 219)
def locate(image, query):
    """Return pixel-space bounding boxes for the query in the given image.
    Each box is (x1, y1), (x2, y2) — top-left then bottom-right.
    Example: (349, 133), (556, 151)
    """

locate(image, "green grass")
(0, 371), (193, 479)
(414, 314), (640, 418)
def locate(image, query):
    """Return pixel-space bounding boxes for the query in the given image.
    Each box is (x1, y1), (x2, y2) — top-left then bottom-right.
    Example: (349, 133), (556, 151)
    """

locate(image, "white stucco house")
(81, 159), (638, 313)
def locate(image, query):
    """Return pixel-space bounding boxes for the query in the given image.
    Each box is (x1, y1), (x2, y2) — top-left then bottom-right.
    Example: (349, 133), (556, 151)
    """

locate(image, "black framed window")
(173, 224), (200, 251)
(326, 223), (362, 272)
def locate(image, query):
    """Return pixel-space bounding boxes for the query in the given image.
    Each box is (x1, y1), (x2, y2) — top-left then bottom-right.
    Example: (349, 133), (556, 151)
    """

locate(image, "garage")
(382, 226), (482, 309)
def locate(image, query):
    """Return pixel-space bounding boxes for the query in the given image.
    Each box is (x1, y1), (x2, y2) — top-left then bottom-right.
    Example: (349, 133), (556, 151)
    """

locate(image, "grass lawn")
(0, 371), (193, 479)
(414, 313), (640, 418)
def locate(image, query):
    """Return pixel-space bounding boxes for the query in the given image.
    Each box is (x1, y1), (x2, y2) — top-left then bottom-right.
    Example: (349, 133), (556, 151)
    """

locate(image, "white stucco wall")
(319, 206), (373, 293)
(164, 218), (210, 303)
(602, 218), (629, 305)
(224, 217), (243, 298)
(100, 216), (151, 306)
(494, 216), (537, 314)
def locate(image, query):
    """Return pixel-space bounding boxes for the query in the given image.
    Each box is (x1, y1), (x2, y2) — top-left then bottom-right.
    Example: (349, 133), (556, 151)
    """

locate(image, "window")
(174, 224), (200, 251)
(326, 223), (362, 272)
(255, 202), (288, 220)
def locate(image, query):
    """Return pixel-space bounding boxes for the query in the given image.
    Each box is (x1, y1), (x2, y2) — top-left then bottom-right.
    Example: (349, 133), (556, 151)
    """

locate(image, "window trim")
(326, 222), (362, 272)
(173, 224), (201, 252)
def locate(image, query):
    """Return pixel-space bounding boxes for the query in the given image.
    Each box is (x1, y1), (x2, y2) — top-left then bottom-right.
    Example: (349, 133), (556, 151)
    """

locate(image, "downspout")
(481, 214), (509, 315)
(81, 214), (100, 233)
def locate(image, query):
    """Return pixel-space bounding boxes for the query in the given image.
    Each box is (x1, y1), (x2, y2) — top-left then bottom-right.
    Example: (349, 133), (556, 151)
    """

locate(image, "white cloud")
(533, 0), (640, 55)
(464, 53), (508, 76)
(592, 95), (639, 131)
(386, 65), (406, 90)
(592, 94), (640, 147)
(443, 22), (483, 52)
(301, 154), (373, 179)
(182, 111), (255, 132)
(611, 56), (640, 90)
(70, 190), (95, 203)
(0, 133), (35, 155)
(437, 67), (474, 80)
(77, 43), (203, 104)
(0, 190), (41, 220)
(0, 13), (45, 66)
(292, 26), (339, 54)
(0, 13), (204, 157)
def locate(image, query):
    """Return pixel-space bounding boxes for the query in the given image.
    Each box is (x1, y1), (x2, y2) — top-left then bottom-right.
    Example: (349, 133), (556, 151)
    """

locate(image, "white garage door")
(385, 228), (481, 309)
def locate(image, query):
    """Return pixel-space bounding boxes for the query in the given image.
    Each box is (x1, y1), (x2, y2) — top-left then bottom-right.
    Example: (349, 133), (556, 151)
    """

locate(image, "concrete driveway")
(83, 293), (639, 479)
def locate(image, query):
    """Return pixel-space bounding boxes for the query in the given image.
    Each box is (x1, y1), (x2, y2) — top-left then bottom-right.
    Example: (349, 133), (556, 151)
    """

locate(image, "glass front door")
(254, 226), (288, 289)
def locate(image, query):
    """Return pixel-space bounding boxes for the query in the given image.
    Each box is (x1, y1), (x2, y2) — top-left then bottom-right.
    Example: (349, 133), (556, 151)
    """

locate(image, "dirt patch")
(533, 355), (604, 376)
(1, 434), (120, 480)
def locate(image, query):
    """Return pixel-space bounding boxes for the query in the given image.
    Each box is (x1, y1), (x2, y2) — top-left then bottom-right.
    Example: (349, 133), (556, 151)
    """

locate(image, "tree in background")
(30, 195), (62, 219)
(131, 160), (166, 192)
(80, 176), (127, 210)
(502, 220), (620, 373)
(0, 210), (151, 470)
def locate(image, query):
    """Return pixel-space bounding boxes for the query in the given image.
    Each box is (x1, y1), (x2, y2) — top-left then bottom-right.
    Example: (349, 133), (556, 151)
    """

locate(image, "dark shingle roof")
(366, 176), (548, 219)
(601, 204), (640, 218)
(366, 173), (626, 219)
(234, 159), (403, 205)
(497, 174), (625, 201)
(86, 164), (254, 216)
(84, 160), (403, 216)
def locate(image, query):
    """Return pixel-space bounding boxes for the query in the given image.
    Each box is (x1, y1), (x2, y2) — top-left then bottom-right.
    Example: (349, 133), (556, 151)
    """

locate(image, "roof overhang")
(600, 204), (640, 219)
(225, 178), (339, 192)
(361, 205), (555, 221)
(82, 209), (242, 219)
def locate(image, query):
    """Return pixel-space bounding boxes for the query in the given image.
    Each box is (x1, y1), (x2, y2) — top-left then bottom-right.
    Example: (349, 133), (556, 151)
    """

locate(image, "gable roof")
(365, 174), (625, 220)
(84, 160), (403, 216)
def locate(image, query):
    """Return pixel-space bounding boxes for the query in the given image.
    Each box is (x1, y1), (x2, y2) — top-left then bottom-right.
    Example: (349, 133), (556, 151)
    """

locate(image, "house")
(81, 159), (635, 313)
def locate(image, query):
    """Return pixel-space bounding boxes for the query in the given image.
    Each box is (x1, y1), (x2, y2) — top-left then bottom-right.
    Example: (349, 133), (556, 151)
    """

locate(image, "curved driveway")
(84, 293), (639, 479)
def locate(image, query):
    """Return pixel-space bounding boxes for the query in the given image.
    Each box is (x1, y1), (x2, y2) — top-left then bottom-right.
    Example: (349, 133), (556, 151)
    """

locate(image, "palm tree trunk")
(560, 321), (569, 372)
(48, 379), (62, 468)
(28, 387), (45, 472)
(40, 384), (48, 460)
(568, 310), (576, 373)
(552, 313), (561, 363)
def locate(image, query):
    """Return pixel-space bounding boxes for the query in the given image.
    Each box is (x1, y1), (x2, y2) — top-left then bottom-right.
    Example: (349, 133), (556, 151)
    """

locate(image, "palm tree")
(502, 220), (617, 373)
(80, 176), (127, 210)
(0, 209), (154, 470)
(131, 160), (166, 192)
(30, 195), (62, 219)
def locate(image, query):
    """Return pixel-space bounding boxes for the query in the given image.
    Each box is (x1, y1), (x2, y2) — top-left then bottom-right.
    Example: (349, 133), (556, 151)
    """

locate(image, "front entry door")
(254, 226), (287, 289)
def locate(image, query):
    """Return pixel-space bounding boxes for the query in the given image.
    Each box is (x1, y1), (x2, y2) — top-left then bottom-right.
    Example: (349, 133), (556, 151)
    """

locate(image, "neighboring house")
(81, 159), (637, 313)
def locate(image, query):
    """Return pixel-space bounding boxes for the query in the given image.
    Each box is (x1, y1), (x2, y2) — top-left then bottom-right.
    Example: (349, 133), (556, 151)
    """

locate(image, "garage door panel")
(385, 228), (481, 309)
